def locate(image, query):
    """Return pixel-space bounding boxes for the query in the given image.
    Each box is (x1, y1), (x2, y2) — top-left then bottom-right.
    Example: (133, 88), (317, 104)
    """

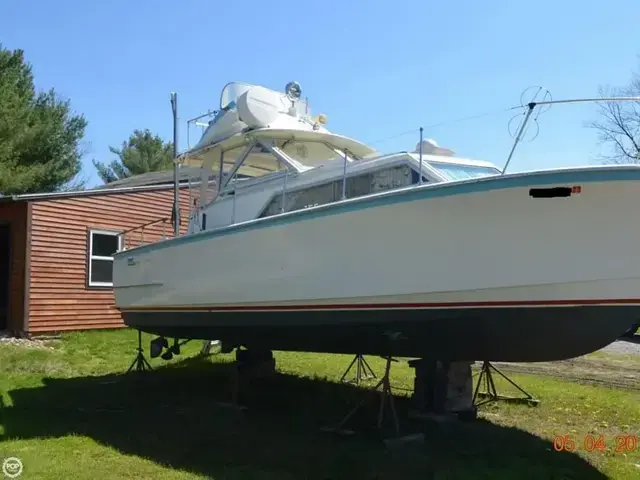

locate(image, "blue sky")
(1, 0), (639, 187)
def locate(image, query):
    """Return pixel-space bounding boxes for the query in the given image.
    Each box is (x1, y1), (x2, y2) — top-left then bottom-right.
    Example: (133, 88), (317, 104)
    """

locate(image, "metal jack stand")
(322, 332), (424, 446)
(339, 353), (376, 385)
(322, 355), (399, 436)
(126, 330), (153, 374)
(473, 361), (539, 407)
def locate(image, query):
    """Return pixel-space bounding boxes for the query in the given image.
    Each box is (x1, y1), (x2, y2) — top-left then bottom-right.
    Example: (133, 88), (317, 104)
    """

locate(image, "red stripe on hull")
(117, 298), (640, 312)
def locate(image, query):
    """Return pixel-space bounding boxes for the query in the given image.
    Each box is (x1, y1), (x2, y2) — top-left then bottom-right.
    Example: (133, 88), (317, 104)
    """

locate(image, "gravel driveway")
(598, 337), (640, 356)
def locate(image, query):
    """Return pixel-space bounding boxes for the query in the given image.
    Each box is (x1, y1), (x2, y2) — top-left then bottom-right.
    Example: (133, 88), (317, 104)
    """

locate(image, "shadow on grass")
(619, 334), (640, 345)
(1, 356), (606, 480)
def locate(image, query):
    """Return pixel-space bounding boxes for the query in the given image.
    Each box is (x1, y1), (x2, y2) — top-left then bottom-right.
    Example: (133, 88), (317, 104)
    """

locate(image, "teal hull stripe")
(116, 167), (640, 256)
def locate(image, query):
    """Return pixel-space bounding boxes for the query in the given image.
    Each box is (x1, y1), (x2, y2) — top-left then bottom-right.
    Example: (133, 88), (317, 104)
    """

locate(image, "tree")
(0, 45), (88, 194)
(591, 60), (640, 164)
(92, 129), (174, 183)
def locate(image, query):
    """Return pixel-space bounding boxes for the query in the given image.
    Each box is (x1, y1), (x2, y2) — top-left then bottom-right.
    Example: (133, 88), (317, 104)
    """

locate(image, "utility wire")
(365, 105), (523, 147)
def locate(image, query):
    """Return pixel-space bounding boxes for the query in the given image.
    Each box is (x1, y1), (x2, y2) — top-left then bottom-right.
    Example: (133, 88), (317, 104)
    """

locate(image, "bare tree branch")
(590, 65), (640, 164)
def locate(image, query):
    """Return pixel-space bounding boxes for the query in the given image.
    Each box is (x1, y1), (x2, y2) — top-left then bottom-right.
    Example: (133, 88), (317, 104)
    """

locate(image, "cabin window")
(87, 229), (122, 288)
(258, 165), (417, 218)
(428, 162), (500, 181)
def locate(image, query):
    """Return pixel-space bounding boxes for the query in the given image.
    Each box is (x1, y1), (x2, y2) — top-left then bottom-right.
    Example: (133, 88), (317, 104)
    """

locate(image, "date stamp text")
(553, 434), (638, 453)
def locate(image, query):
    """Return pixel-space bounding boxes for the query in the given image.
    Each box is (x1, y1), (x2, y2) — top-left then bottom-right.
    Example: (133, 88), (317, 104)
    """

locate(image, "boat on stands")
(112, 81), (640, 362)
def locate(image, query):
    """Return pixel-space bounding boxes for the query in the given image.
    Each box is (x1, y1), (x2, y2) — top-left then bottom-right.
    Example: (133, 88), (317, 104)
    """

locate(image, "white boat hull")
(113, 166), (640, 361)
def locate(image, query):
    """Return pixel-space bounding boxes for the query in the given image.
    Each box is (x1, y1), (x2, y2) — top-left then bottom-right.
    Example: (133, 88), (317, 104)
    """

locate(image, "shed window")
(87, 230), (122, 287)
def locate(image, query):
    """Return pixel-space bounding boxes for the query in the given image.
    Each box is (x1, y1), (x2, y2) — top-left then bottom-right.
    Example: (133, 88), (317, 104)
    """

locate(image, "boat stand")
(212, 348), (275, 412)
(322, 354), (424, 446)
(339, 353), (376, 385)
(212, 360), (249, 412)
(126, 330), (153, 374)
(472, 361), (539, 407)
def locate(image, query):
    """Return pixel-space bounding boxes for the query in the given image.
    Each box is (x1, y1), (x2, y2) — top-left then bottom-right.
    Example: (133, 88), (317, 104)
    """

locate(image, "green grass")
(1, 329), (639, 479)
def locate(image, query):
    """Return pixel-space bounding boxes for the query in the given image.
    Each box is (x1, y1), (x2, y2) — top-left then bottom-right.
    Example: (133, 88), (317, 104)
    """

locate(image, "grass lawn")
(0, 329), (639, 479)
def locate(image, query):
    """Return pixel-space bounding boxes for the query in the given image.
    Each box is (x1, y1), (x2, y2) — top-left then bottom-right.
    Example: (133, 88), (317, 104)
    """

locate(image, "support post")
(280, 169), (288, 213)
(212, 349), (275, 412)
(231, 175), (237, 223)
(418, 127), (423, 185)
(170, 92), (180, 236)
(408, 359), (476, 422)
(341, 149), (348, 200)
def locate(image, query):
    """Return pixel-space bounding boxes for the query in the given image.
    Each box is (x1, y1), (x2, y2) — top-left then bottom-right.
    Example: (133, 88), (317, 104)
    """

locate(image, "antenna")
(507, 86), (552, 143)
(502, 86), (551, 175)
(501, 87), (640, 175)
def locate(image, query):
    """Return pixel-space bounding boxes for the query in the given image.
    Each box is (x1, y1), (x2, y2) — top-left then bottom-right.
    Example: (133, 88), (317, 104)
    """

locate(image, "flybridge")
(182, 81), (326, 162)
(135, 80), (506, 236)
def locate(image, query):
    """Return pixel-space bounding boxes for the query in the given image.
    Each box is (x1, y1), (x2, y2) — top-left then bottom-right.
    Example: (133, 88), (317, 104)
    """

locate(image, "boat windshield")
(428, 162), (501, 181)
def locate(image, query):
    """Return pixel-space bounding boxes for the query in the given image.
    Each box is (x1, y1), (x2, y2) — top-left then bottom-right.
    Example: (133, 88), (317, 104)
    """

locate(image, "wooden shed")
(0, 176), (198, 337)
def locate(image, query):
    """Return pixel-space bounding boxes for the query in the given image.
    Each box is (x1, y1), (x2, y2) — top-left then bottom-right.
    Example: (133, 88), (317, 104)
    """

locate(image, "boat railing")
(118, 217), (173, 251)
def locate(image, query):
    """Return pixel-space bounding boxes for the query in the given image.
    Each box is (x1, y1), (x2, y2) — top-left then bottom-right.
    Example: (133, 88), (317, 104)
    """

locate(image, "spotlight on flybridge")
(285, 81), (302, 100)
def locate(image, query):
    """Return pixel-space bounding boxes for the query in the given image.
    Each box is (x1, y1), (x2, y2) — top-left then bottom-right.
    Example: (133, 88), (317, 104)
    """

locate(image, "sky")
(1, 0), (640, 188)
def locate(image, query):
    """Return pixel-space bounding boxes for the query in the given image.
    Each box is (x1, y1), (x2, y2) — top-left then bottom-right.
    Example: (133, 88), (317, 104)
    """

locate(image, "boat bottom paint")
(120, 305), (639, 362)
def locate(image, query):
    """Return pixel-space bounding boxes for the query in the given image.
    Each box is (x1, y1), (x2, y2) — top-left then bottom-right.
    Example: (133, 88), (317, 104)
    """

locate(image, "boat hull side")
(121, 305), (639, 362)
(114, 171), (640, 310)
(114, 167), (640, 362)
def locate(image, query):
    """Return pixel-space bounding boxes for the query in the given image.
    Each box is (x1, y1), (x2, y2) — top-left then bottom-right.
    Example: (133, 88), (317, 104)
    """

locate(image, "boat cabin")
(178, 81), (502, 234)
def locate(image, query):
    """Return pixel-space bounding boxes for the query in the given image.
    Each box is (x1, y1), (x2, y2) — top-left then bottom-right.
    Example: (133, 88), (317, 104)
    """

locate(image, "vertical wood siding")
(0, 202), (28, 333)
(28, 188), (192, 333)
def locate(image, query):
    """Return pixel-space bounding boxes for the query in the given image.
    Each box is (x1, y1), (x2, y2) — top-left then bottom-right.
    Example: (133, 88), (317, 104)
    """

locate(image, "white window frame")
(87, 229), (123, 288)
